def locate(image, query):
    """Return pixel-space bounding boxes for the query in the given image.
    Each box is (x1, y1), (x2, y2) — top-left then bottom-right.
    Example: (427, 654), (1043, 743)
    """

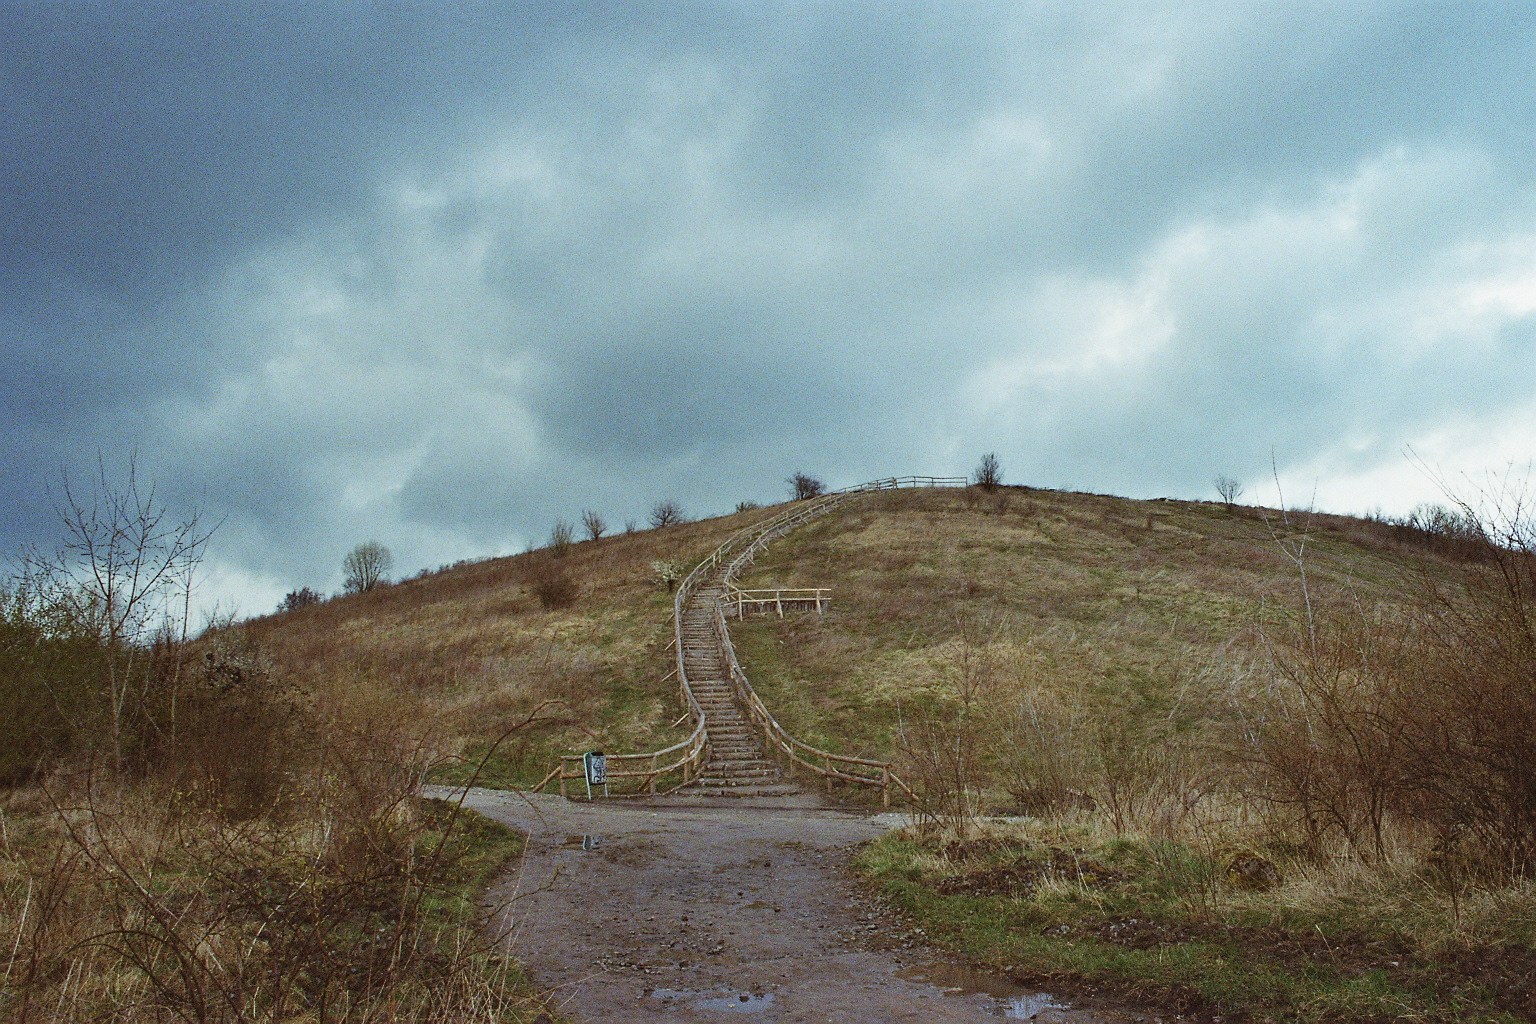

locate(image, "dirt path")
(439, 789), (1160, 1024)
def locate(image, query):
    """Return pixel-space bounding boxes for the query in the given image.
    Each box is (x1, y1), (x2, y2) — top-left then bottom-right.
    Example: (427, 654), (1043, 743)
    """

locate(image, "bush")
(276, 586), (323, 613)
(0, 585), (105, 782)
(548, 520), (574, 557)
(650, 559), (686, 590)
(1242, 486), (1536, 869)
(581, 509), (606, 542)
(649, 500), (685, 529)
(973, 452), (1002, 491)
(788, 472), (824, 501)
(343, 540), (392, 593)
(528, 558), (578, 609)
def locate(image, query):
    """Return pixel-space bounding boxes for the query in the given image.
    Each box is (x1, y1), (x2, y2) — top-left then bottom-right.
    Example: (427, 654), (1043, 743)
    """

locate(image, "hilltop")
(237, 483), (1465, 800)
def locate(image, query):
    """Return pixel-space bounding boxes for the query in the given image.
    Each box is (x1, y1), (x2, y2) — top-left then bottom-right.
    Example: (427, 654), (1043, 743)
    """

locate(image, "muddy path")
(439, 789), (1168, 1024)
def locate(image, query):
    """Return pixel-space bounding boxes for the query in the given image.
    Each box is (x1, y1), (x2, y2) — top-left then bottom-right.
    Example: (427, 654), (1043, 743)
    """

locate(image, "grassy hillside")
(238, 505), (785, 786)
(232, 482), (1475, 802)
(729, 485), (1459, 806)
(9, 478), (1530, 1021)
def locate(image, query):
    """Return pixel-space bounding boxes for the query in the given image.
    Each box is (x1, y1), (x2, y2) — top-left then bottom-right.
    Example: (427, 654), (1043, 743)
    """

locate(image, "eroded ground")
(442, 789), (1173, 1024)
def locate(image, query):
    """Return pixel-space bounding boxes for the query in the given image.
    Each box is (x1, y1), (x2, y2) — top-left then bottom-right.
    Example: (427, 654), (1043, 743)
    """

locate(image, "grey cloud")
(7, 2), (1536, 612)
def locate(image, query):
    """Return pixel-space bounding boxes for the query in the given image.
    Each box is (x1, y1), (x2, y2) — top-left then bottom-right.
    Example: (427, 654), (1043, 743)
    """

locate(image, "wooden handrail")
(537, 474), (964, 801)
(693, 478), (971, 804)
(724, 586), (830, 618)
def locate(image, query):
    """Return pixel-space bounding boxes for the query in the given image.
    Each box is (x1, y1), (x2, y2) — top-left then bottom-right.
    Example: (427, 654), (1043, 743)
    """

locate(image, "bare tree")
(973, 452), (1002, 491)
(30, 459), (216, 770)
(580, 509), (607, 542)
(1214, 474), (1244, 510)
(649, 500), (685, 529)
(343, 540), (392, 593)
(787, 472), (825, 501)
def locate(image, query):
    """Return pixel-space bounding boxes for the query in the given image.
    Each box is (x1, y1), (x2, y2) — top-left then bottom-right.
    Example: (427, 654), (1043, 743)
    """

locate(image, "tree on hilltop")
(343, 540), (392, 593)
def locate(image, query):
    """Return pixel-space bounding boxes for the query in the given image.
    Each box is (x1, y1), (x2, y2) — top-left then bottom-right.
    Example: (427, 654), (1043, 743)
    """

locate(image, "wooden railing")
(552, 722), (708, 798)
(723, 586), (830, 618)
(711, 598), (916, 806)
(537, 474), (966, 801)
(842, 475), (968, 492)
(702, 478), (972, 804)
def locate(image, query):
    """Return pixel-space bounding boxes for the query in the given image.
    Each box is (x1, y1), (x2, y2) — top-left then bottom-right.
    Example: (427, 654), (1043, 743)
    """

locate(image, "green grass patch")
(856, 830), (1530, 1023)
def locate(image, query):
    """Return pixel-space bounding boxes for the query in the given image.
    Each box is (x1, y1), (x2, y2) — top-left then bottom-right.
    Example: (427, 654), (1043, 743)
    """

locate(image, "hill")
(13, 478), (1533, 1022)
(239, 483), (1469, 809)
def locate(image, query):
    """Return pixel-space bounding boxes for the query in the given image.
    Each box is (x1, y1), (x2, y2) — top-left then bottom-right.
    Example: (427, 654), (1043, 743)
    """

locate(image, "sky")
(4, 2), (1536, 619)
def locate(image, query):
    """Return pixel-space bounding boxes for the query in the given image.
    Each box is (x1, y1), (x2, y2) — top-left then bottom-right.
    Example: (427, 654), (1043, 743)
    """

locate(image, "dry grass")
(233, 505), (788, 785)
(0, 669), (543, 1023)
(732, 487), (1438, 809)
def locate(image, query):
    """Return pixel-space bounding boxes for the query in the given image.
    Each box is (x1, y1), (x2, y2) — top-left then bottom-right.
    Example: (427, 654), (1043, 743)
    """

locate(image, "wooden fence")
(722, 586), (830, 618)
(537, 474), (967, 800)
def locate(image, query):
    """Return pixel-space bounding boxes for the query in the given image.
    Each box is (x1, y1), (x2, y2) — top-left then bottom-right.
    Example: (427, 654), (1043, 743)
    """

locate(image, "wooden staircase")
(678, 574), (801, 798)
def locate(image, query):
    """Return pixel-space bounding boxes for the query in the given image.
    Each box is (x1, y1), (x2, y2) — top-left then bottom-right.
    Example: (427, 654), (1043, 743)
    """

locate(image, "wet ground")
(437, 788), (1168, 1024)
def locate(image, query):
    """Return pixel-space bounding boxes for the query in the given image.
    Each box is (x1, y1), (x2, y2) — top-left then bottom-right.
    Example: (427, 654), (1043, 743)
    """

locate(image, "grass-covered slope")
(730, 484), (1454, 796)
(238, 505), (784, 786)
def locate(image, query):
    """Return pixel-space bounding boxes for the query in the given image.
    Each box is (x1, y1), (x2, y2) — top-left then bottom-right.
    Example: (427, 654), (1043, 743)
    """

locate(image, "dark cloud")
(6, 2), (1536, 611)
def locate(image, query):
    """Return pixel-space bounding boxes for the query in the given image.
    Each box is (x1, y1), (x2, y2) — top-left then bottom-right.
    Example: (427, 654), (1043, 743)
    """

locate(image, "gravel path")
(436, 789), (1155, 1024)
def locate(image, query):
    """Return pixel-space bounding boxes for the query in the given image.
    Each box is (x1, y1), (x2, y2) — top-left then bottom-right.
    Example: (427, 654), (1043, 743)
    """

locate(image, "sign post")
(583, 750), (608, 799)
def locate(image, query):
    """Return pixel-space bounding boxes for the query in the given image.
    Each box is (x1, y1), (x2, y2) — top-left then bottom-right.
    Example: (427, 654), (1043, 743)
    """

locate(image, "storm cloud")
(5, 2), (1536, 613)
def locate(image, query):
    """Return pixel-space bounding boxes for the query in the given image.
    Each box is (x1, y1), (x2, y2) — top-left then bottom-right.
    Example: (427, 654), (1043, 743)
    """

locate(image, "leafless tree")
(546, 520), (575, 557)
(973, 452), (1002, 491)
(580, 509), (607, 542)
(787, 472), (825, 501)
(343, 540), (392, 593)
(1214, 474), (1244, 510)
(30, 458), (216, 770)
(649, 500), (685, 529)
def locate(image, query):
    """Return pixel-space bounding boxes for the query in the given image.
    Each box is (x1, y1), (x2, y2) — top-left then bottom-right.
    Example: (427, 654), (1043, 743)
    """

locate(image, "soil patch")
(435, 789), (1163, 1023)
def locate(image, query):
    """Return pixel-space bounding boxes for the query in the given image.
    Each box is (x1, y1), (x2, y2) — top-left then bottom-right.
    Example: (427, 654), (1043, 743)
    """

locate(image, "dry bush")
(894, 615), (1001, 834)
(1237, 482), (1536, 872)
(165, 645), (315, 820)
(525, 557), (577, 610)
(787, 472), (825, 501)
(648, 500), (685, 528)
(580, 509), (606, 542)
(547, 520), (574, 557)
(0, 668), (535, 1024)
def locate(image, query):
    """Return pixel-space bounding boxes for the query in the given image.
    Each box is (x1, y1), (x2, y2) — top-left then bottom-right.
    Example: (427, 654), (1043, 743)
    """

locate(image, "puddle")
(646, 988), (776, 1013)
(695, 991), (777, 1012)
(896, 963), (1069, 1020)
(562, 834), (604, 850)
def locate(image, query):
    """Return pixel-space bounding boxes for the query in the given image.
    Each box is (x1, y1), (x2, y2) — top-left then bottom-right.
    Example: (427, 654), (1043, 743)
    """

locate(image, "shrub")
(548, 519), (574, 557)
(649, 500), (685, 529)
(1242, 484), (1536, 869)
(528, 558), (578, 609)
(1214, 474), (1243, 509)
(973, 452), (1002, 491)
(650, 559), (686, 590)
(276, 586), (323, 613)
(581, 509), (606, 542)
(788, 472), (824, 501)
